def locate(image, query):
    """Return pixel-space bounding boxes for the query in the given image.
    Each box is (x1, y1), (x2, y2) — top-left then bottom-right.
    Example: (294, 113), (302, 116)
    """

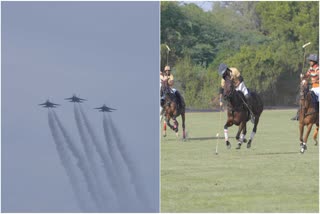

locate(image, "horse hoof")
(247, 140), (252, 149)
(236, 143), (241, 149)
(226, 141), (231, 149)
(300, 143), (307, 153)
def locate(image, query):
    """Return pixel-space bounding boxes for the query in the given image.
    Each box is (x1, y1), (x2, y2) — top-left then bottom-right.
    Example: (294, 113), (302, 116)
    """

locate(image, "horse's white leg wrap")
(240, 133), (245, 142)
(224, 129), (229, 141)
(250, 132), (256, 140)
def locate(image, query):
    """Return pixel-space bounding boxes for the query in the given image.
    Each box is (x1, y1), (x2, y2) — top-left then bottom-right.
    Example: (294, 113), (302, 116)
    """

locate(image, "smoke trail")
(102, 114), (138, 206)
(79, 105), (133, 212)
(74, 104), (117, 211)
(48, 110), (91, 212)
(107, 114), (151, 209)
(51, 110), (104, 211)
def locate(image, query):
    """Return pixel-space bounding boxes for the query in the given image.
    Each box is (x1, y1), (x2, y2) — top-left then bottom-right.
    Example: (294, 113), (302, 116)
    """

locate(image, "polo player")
(291, 54), (319, 120)
(218, 63), (255, 122)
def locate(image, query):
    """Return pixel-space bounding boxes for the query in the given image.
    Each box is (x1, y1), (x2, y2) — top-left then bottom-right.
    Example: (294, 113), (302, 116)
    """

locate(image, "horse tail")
(250, 92), (264, 116)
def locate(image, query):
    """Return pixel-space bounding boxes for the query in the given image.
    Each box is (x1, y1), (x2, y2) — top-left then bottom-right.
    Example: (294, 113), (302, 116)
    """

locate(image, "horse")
(223, 75), (264, 149)
(298, 77), (319, 153)
(160, 80), (186, 139)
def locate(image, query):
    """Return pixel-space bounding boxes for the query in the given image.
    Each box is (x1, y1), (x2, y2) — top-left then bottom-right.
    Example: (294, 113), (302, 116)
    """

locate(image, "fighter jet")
(95, 104), (116, 112)
(65, 94), (87, 103)
(39, 100), (60, 108)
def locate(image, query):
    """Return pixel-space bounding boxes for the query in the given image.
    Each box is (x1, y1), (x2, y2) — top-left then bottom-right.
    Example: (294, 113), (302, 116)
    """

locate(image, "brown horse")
(160, 80), (186, 139)
(298, 78), (319, 153)
(223, 75), (263, 149)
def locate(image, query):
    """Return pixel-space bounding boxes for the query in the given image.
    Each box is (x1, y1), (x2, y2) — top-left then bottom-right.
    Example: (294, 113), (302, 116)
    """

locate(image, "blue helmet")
(307, 54), (318, 63)
(218, 63), (228, 76)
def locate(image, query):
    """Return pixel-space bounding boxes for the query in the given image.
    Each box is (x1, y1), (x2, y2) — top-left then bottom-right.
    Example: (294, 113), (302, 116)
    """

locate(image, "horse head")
(223, 75), (235, 100)
(161, 79), (174, 97)
(299, 76), (309, 100)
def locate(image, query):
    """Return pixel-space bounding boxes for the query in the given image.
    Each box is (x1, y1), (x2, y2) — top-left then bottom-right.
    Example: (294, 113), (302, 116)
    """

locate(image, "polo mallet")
(165, 44), (171, 65)
(302, 42), (311, 73)
(215, 107), (222, 155)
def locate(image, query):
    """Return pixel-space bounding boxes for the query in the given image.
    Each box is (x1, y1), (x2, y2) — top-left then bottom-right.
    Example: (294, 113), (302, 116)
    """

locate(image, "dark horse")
(160, 80), (186, 139)
(298, 77), (319, 153)
(223, 75), (263, 149)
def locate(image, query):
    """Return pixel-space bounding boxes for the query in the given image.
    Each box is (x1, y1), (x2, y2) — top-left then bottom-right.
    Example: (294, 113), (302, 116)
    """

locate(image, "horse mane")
(305, 92), (314, 110)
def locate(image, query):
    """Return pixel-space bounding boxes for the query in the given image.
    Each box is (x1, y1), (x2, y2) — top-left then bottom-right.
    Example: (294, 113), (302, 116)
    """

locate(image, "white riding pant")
(171, 88), (177, 93)
(235, 82), (249, 96)
(311, 87), (320, 101)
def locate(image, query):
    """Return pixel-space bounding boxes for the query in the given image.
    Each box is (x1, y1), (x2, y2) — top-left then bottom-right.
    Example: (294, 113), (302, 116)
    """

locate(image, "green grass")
(161, 109), (319, 212)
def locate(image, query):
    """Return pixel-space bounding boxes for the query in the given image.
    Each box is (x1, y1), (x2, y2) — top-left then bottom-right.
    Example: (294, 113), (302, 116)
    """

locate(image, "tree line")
(161, 1), (319, 109)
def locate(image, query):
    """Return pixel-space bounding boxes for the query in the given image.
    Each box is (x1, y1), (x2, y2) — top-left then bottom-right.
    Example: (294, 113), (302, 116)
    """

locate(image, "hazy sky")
(2, 2), (159, 212)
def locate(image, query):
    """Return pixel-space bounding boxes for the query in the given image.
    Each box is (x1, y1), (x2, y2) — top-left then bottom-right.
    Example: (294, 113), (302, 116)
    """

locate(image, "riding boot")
(174, 91), (180, 106)
(160, 98), (165, 107)
(174, 90), (185, 108)
(245, 94), (255, 123)
(160, 94), (166, 107)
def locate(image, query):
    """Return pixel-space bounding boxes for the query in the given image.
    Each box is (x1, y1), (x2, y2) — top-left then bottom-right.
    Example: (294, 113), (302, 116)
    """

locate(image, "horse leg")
(181, 112), (186, 140)
(301, 123), (313, 153)
(313, 124), (318, 146)
(236, 122), (245, 150)
(173, 118), (179, 132)
(173, 118), (179, 138)
(166, 118), (174, 132)
(242, 123), (247, 143)
(247, 116), (260, 148)
(163, 121), (167, 137)
(299, 122), (304, 144)
(224, 122), (232, 149)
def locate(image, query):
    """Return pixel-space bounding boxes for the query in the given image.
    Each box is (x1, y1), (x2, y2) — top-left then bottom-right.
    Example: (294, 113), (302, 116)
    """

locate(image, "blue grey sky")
(2, 2), (159, 212)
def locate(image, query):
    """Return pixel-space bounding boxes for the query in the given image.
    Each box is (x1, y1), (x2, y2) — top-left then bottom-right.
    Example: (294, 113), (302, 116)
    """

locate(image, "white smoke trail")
(78, 105), (133, 212)
(47, 110), (91, 212)
(107, 114), (151, 209)
(74, 104), (117, 211)
(51, 110), (104, 211)
(102, 114), (138, 209)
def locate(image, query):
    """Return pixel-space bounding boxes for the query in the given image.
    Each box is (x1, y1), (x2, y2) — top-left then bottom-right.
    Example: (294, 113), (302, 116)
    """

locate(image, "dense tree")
(161, 1), (319, 108)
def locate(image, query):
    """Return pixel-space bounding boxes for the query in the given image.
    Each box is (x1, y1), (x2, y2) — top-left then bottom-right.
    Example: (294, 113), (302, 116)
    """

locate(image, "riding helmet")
(218, 63), (228, 76)
(307, 54), (318, 63)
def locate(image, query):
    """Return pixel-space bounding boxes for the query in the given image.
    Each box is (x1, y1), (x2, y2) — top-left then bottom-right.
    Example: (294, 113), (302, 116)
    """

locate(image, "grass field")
(161, 109), (319, 212)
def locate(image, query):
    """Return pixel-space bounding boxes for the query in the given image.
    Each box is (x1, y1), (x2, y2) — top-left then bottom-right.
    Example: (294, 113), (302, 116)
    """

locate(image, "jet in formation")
(65, 94), (87, 103)
(39, 100), (60, 108)
(95, 104), (116, 112)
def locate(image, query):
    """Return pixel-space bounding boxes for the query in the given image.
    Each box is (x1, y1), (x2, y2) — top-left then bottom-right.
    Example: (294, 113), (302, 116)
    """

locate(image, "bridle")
(300, 79), (317, 117)
(223, 76), (235, 100)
